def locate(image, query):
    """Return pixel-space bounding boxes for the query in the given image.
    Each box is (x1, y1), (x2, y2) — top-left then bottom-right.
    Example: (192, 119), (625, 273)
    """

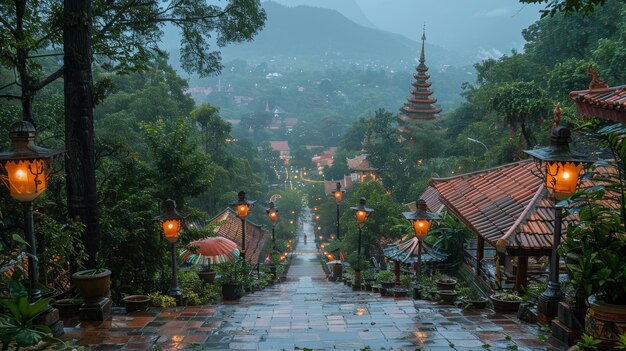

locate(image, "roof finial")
(419, 24), (426, 64)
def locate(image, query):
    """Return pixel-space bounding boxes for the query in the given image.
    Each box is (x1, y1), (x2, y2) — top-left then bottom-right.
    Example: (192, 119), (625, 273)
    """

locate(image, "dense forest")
(0, 0), (624, 301)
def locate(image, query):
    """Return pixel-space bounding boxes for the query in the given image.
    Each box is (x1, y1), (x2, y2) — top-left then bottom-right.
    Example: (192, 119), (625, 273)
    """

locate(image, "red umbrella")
(180, 236), (240, 267)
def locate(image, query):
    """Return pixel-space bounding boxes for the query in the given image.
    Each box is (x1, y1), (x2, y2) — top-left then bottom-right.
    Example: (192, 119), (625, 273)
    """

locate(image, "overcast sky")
(268, 0), (545, 60)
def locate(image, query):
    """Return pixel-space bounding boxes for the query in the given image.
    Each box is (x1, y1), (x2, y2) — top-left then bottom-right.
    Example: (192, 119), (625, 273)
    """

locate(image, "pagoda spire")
(396, 25), (442, 140)
(419, 24), (426, 65)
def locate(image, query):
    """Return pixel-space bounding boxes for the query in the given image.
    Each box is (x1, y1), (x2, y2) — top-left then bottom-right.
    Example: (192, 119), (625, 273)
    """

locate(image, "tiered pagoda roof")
(397, 28), (442, 138)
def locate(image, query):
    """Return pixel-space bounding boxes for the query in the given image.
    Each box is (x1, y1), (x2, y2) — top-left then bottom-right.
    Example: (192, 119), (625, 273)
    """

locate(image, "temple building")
(397, 28), (442, 141)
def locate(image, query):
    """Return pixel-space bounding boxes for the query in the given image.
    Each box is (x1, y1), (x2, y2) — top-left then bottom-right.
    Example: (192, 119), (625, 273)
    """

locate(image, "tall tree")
(1, 0), (266, 268)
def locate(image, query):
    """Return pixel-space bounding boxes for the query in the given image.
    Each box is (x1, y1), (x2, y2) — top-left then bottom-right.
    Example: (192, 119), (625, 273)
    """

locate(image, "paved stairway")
(62, 207), (567, 351)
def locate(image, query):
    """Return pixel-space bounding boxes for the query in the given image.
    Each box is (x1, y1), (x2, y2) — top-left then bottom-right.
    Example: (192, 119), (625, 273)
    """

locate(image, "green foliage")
(519, 0), (609, 17)
(140, 116), (214, 207)
(147, 292), (176, 308)
(216, 260), (252, 286)
(178, 271), (221, 305)
(492, 292), (523, 302)
(577, 333), (602, 350)
(429, 213), (471, 268)
(558, 123), (626, 304)
(399, 274), (413, 289)
(36, 215), (86, 288)
(376, 270), (394, 283)
(0, 278), (60, 350)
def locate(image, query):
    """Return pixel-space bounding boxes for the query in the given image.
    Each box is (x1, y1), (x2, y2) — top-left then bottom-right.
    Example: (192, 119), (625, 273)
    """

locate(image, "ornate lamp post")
(230, 191), (256, 262)
(0, 121), (62, 300)
(402, 199), (439, 280)
(266, 202), (278, 246)
(332, 182), (345, 240)
(351, 197), (373, 288)
(524, 126), (593, 321)
(153, 199), (187, 299)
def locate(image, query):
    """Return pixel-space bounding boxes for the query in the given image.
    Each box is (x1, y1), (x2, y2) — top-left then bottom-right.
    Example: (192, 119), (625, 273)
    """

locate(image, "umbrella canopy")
(383, 237), (448, 264)
(181, 236), (240, 266)
(326, 260), (343, 265)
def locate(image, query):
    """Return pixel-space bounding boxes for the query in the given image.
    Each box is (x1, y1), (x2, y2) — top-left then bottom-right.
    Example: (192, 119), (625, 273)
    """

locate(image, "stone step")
(551, 319), (582, 346)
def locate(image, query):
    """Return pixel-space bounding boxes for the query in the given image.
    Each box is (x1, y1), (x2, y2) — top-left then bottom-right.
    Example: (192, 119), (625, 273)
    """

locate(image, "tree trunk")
(63, 0), (100, 269)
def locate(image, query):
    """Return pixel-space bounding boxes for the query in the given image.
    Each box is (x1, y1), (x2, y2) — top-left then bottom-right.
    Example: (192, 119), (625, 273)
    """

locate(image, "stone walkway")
(61, 208), (567, 350)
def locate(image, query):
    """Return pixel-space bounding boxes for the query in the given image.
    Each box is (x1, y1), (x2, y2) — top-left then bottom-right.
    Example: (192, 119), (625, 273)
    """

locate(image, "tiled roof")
(570, 85), (626, 123)
(209, 208), (269, 264)
(270, 141), (290, 152)
(347, 154), (377, 171)
(323, 176), (354, 196)
(430, 160), (558, 252)
(431, 161), (620, 253)
(406, 186), (444, 213)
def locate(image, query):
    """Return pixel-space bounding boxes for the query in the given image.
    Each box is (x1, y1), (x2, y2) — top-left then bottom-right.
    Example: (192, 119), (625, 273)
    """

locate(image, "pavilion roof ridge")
(497, 185), (546, 252)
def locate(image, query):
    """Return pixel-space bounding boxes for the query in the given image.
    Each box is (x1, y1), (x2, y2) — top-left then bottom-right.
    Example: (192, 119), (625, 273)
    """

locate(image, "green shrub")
(148, 292), (176, 307)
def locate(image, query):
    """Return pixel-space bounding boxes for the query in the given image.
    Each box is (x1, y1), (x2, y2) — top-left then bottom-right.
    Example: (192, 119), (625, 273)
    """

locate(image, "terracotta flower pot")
(72, 269), (111, 302)
(436, 279), (457, 291)
(585, 294), (626, 347)
(438, 290), (457, 305)
(490, 294), (522, 313)
(197, 270), (216, 284)
(123, 295), (151, 313)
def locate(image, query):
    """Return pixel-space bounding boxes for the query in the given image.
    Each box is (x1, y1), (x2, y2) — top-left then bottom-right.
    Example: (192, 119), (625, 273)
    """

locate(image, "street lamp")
(402, 199), (439, 279)
(332, 182), (345, 240)
(230, 191), (256, 262)
(524, 125), (593, 320)
(467, 137), (491, 169)
(0, 121), (63, 300)
(351, 197), (373, 288)
(266, 202), (278, 247)
(153, 199), (187, 299)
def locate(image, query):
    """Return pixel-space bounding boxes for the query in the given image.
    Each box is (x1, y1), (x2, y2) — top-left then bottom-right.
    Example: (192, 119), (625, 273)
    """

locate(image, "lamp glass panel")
(356, 210), (368, 223)
(413, 220), (430, 238)
(268, 211), (277, 223)
(334, 191), (343, 203)
(237, 204), (249, 218)
(4, 160), (47, 202)
(162, 219), (181, 241)
(546, 161), (582, 195)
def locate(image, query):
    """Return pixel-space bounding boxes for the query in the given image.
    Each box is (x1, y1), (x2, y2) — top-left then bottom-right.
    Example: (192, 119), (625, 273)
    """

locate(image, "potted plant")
(490, 291), (523, 313)
(71, 268), (111, 302)
(362, 269), (376, 291)
(415, 275), (438, 301)
(457, 286), (488, 309)
(376, 270), (395, 297)
(216, 259), (250, 301)
(122, 295), (151, 313)
(196, 263), (217, 284)
(437, 290), (457, 304)
(435, 273), (457, 291)
(559, 125), (626, 346)
(393, 274), (412, 297)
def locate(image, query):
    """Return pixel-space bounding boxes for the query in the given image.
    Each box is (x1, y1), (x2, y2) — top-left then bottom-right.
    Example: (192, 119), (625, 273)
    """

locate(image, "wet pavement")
(61, 209), (567, 350)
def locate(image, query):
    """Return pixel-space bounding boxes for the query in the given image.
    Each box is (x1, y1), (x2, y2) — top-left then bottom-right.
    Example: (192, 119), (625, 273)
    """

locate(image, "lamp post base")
(537, 282), (565, 323)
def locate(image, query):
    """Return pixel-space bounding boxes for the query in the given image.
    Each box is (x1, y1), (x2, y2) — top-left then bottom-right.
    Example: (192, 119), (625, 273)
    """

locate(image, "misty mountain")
(267, 0), (378, 30)
(218, 1), (464, 68)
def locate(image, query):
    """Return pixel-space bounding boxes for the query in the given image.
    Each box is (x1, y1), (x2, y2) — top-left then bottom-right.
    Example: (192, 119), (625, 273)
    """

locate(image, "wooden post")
(515, 256), (529, 292)
(476, 236), (485, 275)
(394, 260), (401, 285)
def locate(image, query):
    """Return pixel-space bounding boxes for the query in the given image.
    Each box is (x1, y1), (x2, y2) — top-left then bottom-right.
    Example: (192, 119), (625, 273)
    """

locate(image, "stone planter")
(436, 279), (457, 291)
(438, 290), (457, 305)
(372, 285), (381, 293)
(123, 295), (151, 313)
(490, 294), (522, 313)
(392, 288), (408, 298)
(585, 294), (626, 347)
(364, 282), (373, 291)
(72, 269), (111, 302)
(463, 298), (488, 309)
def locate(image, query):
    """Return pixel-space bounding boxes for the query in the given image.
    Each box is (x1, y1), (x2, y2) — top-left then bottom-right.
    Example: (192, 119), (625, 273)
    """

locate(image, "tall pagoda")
(397, 27), (442, 139)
